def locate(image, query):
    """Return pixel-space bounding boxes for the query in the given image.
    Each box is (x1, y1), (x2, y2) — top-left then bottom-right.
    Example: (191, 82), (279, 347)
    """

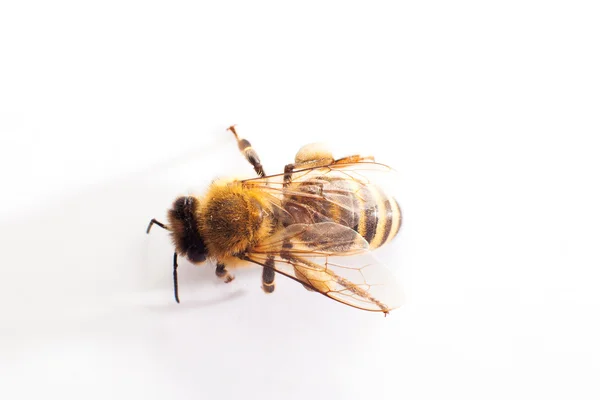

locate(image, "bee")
(147, 126), (404, 314)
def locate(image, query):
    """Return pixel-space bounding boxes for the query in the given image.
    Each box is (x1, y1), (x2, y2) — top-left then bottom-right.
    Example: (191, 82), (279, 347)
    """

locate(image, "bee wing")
(242, 161), (398, 227)
(245, 222), (404, 313)
(242, 160), (394, 188)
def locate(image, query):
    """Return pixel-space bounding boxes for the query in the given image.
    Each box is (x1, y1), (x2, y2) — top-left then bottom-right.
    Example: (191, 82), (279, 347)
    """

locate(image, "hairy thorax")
(198, 179), (273, 259)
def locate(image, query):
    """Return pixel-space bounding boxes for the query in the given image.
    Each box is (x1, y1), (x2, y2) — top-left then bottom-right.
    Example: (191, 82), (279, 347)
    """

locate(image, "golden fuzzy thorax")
(197, 179), (273, 260)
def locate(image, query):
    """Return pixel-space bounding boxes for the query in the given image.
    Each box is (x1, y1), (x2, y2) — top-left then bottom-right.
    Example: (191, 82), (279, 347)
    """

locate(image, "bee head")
(167, 196), (208, 263)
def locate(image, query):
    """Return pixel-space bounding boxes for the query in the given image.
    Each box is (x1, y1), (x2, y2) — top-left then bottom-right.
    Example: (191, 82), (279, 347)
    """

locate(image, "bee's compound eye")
(187, 248), (207, 263)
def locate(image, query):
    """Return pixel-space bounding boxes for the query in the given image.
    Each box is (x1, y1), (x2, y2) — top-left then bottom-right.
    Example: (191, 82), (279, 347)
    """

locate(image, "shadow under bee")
(0, 137), (240, 324)
(142, 289), (248, 313)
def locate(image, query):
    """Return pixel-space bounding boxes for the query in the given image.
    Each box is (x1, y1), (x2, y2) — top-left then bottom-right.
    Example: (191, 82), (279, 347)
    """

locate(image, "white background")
(1, 1), (599, 399)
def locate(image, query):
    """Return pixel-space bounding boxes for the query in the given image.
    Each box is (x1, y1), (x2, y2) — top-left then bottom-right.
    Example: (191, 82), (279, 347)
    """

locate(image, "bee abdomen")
(355, 185), (402, 249)
(284, 178), (402, 249)
(318, 178), (402, 249)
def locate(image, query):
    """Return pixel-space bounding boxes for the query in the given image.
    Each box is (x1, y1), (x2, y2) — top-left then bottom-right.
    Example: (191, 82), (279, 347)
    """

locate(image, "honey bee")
(147, 126), (404, 314)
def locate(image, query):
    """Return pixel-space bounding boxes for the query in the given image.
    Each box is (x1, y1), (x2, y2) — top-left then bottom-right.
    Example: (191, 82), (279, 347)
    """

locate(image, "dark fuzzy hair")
(167, 196), (207, 263)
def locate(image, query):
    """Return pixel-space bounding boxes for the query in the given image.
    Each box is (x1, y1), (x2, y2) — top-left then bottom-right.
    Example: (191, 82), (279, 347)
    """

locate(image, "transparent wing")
(242, 160), (393, 190)
(242, 161), (397, 227)
(245, 222), (404, 313)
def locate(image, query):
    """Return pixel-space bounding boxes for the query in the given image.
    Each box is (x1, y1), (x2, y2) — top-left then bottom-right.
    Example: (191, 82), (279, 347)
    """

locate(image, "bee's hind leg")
(283, 143), (374, 185)
(216, 263), (235, 283)
(283, 143), (335, 185)
(227, 125), (265, 177)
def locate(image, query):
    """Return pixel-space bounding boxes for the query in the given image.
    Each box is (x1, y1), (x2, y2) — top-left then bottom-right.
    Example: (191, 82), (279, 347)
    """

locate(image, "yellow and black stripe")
(351, 182), (402, 249)
(285, 177), (402, 249)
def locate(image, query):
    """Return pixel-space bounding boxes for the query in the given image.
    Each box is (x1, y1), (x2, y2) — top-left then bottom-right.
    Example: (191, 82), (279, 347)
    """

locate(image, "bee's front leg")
(215, 263), (235, 283)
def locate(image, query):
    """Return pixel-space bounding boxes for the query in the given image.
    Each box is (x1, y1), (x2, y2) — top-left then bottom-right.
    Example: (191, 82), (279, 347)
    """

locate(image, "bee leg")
(227, 125), (265, 177)
(292, 266), (315, 292)
(146, 218), (168, 234)
(216, 263), (235, 283)
(294, 143), (334, 167)
(283, 143), (336, 186)
(283, 160), (326, 186)
(283, 164), (295, 186)
(261, 256), (276, 293)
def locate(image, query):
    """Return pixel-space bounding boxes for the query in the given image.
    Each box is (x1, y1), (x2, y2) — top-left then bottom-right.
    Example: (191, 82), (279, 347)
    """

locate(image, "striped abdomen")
(354, 182), (402, 249)
(283, 177), (402, 249)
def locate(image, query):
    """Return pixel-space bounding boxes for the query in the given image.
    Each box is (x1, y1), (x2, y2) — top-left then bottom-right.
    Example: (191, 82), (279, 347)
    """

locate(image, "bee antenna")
(147, 218), (168, 234)
(173, 253), (180, 303)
